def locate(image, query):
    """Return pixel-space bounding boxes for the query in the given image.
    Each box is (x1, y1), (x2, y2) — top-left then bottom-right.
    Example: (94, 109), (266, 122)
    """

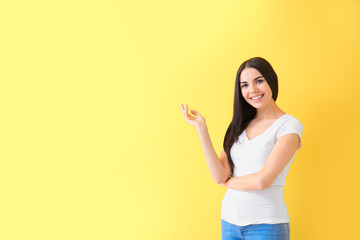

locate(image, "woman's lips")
(250, 94), (264, 102)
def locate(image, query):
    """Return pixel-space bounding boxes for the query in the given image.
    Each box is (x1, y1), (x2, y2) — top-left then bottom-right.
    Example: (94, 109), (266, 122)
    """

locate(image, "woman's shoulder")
(278, 113), (304, 133)
(282, 113), (303, 124)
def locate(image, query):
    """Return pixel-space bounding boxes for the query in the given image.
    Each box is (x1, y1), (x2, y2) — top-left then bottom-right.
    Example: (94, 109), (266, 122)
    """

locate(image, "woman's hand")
(180, 104), (206, 129)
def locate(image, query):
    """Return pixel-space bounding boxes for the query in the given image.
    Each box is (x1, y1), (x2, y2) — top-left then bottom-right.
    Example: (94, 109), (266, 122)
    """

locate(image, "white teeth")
(251, 95), (263, 100)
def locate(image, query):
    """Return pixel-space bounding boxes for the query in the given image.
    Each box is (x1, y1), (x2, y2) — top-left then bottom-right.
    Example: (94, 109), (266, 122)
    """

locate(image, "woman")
(180, 57), (303, 240)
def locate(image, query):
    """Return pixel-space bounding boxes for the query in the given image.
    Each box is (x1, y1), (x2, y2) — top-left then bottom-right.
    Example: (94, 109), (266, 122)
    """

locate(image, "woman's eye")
(241, 84), (247, 88)
(256, 80), (263, 83)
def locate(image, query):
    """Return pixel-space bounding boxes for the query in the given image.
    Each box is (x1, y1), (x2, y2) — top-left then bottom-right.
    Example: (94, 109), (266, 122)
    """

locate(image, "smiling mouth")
(250, 94), (264, 100)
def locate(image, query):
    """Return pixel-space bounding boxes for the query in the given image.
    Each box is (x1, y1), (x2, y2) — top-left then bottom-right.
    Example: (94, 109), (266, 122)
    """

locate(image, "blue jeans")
(221, 219), (290, 240)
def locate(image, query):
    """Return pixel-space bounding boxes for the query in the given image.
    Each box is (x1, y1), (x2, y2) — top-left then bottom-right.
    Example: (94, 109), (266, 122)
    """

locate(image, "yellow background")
(1, 0), (359, 239)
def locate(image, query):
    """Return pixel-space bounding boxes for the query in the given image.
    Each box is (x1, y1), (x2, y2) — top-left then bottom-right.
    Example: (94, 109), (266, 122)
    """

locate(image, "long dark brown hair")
(223, 57), (279, 175)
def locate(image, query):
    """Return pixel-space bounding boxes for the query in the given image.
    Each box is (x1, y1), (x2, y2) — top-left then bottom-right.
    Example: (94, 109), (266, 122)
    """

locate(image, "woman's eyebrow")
(240, 75), (263, 84)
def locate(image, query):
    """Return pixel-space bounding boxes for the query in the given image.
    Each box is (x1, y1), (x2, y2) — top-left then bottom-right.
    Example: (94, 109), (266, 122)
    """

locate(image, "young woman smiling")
(180, 57), (303, 240)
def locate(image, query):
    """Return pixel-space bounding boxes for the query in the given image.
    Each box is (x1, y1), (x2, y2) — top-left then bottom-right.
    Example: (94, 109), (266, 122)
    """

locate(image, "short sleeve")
(276, 118), (304, 149)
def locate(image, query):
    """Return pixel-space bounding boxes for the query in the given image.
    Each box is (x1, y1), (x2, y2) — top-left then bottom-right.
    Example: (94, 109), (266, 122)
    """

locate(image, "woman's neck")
(254, 101), (285, 120)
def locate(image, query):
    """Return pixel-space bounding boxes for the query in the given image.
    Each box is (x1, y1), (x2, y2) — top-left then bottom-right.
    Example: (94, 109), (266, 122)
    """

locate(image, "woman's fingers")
(181, 104), (188, 119)
(190, 109), (197, 115)
(181, 104), (197, 121)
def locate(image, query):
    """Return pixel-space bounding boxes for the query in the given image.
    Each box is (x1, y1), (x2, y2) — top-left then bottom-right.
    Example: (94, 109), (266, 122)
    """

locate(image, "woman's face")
(239, 67), (274, 109)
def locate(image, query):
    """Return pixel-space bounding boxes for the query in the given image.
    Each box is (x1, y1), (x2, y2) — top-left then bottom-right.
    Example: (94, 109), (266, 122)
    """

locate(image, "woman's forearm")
(196, 124), (229, 184)
(219, 172), (265, 191)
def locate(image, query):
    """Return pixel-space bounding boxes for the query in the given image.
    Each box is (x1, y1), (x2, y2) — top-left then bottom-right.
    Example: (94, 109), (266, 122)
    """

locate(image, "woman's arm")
(196, 124), (232, 184)
(180, 104), (231, 184)
(219, 133), (301, 191)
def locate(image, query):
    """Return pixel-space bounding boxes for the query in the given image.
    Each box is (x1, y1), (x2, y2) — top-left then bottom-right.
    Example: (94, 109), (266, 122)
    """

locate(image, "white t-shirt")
(221, 113), (303, 226)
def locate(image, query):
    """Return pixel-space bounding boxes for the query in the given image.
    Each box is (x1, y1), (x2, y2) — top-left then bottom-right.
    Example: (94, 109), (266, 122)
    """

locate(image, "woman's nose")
(249, 84), (258, 93)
